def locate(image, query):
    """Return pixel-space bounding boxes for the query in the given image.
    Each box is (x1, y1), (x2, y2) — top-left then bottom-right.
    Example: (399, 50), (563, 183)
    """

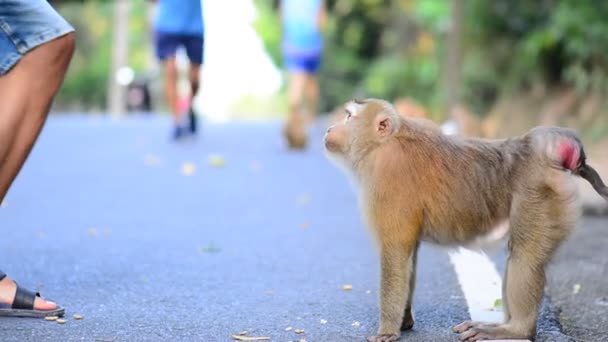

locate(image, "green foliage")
(54, 1), (153, 110)
(252, 0), (283, 69)
(464, 0), (608, 113)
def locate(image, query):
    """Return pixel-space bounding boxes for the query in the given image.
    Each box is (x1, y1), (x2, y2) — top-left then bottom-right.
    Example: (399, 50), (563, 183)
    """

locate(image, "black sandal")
(0, 272), (64, 318)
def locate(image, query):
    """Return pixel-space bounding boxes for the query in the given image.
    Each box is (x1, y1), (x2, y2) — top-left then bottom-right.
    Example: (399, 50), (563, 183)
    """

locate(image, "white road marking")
(449, 247), (531, 342)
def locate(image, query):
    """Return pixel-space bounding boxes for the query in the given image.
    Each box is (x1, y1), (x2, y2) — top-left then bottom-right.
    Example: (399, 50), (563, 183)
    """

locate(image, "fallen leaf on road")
(73, 314), (83, 320)
(285, 327), (292, 331)
(181, 162), (196, 176)
(88, 228), (98, 236)
(573, 283), (581, 294)
(320, 319), (327, 324)
(294, 329), (305, 334)
(144, 154), (161, 166)
(488, 298), (502, 311)
(352, 321), (360, 327)
(44, 316), (58, 321)
(199, 243), (221, 253)
(295, 193), (311, 206)
(208, 154), (225, 167)
(342, 285), (353, 291)
(231, 335), (270, 341)
(57, 319), (66, 324)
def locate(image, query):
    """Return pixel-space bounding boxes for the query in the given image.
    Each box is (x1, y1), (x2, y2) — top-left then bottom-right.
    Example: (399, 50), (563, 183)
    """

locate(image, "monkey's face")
(324, 98), (399, 167)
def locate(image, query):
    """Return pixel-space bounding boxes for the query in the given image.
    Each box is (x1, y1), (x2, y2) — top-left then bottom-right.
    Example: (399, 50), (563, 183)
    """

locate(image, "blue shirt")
(153, 0), (204, 35)
(281, 0), (323, 56)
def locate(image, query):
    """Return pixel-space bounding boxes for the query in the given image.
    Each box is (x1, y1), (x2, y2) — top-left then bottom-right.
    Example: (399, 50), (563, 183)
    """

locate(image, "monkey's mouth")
(323, 138), (340, 153)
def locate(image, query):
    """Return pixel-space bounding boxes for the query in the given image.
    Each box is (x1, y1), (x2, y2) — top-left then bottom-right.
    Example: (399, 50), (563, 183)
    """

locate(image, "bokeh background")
(47, 0), (607, 151)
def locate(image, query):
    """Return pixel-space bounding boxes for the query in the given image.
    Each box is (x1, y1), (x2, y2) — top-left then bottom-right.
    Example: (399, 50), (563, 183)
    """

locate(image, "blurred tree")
(51, 1), (153, 112)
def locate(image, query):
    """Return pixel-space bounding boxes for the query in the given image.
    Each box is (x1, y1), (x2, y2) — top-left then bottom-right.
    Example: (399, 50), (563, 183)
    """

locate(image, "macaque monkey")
(283, 113), (308, 150)
(323, 98), (608, 342)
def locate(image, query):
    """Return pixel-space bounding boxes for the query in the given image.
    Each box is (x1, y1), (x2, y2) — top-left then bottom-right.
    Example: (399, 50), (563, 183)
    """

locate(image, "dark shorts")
(284, 54), (321, 74)
(154, 31), (204, 65)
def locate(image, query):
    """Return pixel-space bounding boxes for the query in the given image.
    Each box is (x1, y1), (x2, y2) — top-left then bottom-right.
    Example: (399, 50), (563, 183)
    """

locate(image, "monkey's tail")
(574, 151), (608, 202)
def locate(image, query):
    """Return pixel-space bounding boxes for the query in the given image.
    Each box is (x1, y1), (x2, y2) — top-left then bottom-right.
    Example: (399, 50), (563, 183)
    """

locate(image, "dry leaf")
(208, 154), (225, 167)
(231, 335), (270, 341)
(44, 316), (58, 321)
(73, 314), (83, 320)
(56, 319), (66, 324)
(87, 228), (98, 236)
(199, 243), (221, 253)
(573, 283), (581, 294)
(342, 285), (353, 291)
(295, 193), (311, 206)
(491, 298), (503, 311)
(285, 327), (292, 331)
(181, 162), (196, 176)
(294, 329), (305, 334)
(144, 154), (161, 166)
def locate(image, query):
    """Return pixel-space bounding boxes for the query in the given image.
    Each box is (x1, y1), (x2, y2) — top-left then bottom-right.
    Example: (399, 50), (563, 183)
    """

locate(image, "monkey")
(283, 112), (308, 150)
(323, 98), (608, 342)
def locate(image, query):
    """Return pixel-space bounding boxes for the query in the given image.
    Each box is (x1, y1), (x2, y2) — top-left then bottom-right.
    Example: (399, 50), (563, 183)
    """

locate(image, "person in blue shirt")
(279, 0), (327, 149)
(152, 0), (204, 140)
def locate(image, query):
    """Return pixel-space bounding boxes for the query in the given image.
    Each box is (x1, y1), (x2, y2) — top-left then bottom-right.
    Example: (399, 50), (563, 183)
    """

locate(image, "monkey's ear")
(376, 115), (392, 137)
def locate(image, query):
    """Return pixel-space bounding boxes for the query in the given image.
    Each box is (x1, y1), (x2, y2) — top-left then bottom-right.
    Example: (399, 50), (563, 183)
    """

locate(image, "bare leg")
(189, 63), (200, 96)
(287, 71), (307, 121)
(162, 57), (180, 124)
(0, 33), (75, 311)
(303, 73), (319, 124)
(187, 63), (201, 134)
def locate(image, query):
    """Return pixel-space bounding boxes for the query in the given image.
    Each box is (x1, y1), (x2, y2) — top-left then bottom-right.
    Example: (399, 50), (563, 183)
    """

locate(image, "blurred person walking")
(151, 0), (204, 141)
(279, 0), (327, 149)
(0, 0), (75, 317)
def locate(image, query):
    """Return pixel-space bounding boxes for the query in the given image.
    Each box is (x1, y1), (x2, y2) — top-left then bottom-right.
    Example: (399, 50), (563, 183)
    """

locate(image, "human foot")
(0, 275), (62, 316)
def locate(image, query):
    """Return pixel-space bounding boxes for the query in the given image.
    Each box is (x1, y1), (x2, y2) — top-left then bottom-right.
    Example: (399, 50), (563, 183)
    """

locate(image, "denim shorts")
(0, 0), (74, 75)
(154, 31), (204, 65)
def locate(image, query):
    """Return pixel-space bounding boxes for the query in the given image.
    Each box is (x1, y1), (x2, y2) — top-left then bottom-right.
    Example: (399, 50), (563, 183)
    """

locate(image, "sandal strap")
(0, 270), (6, 281)
(12, 285), (39, 310)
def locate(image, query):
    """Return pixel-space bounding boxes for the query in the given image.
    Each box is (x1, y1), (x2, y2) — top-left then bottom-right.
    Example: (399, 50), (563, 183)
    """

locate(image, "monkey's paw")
(453, 321), (531, 341)
(366, 334), (400, 342)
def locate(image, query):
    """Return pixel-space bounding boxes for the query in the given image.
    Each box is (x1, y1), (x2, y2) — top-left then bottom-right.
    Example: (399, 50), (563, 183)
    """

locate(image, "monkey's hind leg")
(456, 190), (574, 342)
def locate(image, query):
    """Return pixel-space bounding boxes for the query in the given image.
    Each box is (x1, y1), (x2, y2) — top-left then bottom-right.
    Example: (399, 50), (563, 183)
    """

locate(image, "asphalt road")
(0, 115), (606, 342)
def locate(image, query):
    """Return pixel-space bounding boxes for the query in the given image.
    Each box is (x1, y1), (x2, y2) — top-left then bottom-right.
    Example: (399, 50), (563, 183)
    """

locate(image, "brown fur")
(323, 98), (608, 342)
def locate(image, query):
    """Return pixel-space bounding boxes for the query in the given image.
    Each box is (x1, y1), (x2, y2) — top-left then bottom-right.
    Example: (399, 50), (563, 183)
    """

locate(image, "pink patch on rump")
(557, 141), (580, 171)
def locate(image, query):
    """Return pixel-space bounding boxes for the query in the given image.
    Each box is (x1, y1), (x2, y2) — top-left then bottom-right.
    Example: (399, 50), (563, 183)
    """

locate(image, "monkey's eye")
(345, 110), (352, 120)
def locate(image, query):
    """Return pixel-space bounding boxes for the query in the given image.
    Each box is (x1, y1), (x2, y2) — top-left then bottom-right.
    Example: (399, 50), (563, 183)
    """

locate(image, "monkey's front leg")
(368, 243), (417, 342)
